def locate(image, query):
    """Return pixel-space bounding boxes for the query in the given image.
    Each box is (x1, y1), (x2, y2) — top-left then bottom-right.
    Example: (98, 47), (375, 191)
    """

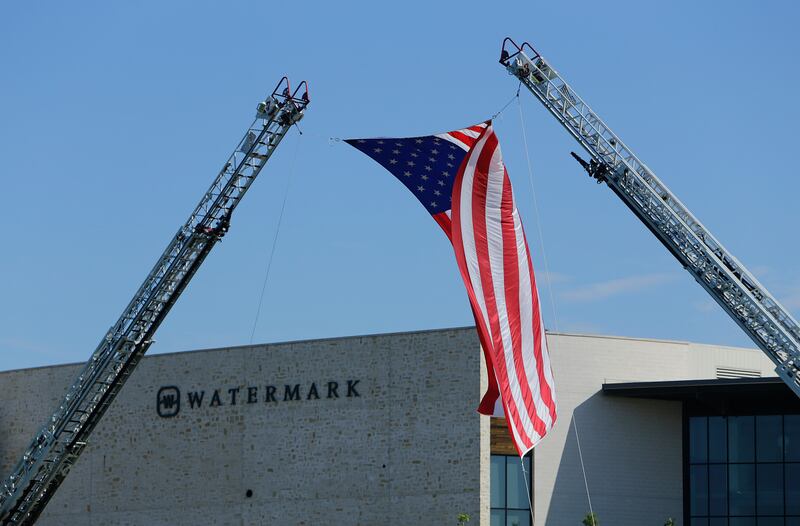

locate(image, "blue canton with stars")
(346, 135), (468, 215)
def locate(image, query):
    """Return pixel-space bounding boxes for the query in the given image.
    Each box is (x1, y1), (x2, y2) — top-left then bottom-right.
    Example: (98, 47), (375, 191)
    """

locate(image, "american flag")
(347, 121), (557, 455)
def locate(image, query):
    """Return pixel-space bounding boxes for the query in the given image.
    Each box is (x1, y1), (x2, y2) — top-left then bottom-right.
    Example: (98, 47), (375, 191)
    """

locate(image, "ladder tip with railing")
(498, 36), (800, 400)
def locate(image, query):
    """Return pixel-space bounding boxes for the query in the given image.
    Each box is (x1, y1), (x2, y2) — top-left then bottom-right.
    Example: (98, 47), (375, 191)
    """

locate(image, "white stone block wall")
(534, 332), (774, 526)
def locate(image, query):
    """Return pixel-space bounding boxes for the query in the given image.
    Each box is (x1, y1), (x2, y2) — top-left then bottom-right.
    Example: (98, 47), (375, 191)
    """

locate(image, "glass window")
(506, 456), (531, 509)
(757, 463), (783, 515)
(730, 464), (756, 515)
(491, 454), (531, 523)
(785, 416), (800, 461)
(729, 416), (755, 463)
(689, 414), (800, 523)
(709, 416), (728, 463)
(785, 463), (800, 514)
(506, 510), (531, 526)
(691, 465), (709, 515)
(757, 416), (783, 462)
(691, 417), (709, 463)
(491, 456), (505, 508)
(709, 464), (727, 515)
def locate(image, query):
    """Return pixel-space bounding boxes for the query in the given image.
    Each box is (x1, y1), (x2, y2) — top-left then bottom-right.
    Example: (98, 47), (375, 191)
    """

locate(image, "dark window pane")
(506, 510), (531, 526)
(491, 509), (505, 526)
(757, 416), (783, 462)
(709, 416), (728, 463)
(686, 413), (800, 523)
(691, 464), (709, 515)
(506, 456), (530, 509)
(730, 416), (755, 463)
(757, 464), (783, 515)
(691, 417), (709, 463)
(786, 416), (800, 461)
(730, 464), (756, 515)
(786, 463), (800, 514)
(710, 464), (728, 515)
(491, 456), (505, 508)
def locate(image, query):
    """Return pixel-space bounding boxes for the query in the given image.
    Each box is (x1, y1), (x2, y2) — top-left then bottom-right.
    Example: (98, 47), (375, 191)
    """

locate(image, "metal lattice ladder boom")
(0, 77), (310, 525)
(499, 37), (800, 398)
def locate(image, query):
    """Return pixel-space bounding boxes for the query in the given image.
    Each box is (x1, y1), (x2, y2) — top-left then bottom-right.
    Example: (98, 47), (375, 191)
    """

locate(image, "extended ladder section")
(499, 38), (800, 398)
(0, 77), (309, 525)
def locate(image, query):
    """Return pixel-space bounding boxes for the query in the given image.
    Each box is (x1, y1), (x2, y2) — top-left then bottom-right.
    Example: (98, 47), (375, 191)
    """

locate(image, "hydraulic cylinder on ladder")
(498, 37), (800, 398)
(0, 77), (310, 525)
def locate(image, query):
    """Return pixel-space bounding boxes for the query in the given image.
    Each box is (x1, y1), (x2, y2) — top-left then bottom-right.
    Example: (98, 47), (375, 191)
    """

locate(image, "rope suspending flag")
(346, 121), (557, 455)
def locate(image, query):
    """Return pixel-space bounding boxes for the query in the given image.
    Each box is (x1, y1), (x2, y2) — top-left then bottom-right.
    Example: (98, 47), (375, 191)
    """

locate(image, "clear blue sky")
(2, 1), (799, 371)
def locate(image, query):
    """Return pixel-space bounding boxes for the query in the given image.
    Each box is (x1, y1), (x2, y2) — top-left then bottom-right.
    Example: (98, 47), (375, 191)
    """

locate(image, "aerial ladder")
(499, 38), (800, 398)
(0, 77), (309, 525)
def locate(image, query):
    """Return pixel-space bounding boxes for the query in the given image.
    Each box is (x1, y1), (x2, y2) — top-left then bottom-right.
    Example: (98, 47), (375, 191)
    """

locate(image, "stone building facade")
(0, 327), (793, 525)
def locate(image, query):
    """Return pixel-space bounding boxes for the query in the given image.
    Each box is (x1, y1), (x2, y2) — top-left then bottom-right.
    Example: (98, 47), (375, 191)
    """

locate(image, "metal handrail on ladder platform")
(0, 77), (310, 525)
(499, 37), (800, 398)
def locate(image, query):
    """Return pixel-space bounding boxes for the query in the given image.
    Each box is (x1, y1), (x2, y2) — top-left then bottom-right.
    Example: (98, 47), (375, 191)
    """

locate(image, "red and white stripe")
(448, 122), (557, 456)
(430, 123), (490, 237)
(436, 122), (488, 152)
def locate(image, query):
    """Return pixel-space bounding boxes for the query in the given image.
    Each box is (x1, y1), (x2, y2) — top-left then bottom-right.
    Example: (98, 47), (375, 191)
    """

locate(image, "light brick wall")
(0, 328), (487, 526)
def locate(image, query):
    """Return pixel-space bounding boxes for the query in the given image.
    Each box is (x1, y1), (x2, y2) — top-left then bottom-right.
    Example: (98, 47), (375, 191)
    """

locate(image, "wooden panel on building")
(490, 416), (517, 455)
